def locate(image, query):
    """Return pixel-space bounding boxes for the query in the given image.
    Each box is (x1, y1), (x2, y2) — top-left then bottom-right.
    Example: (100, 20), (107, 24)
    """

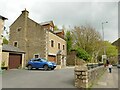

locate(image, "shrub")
(76, 48), (91, 61)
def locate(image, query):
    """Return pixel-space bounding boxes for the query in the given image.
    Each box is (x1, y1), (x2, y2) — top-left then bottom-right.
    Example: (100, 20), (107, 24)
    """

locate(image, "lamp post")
(101, 21), (108, 63)
(102, 21), (108, 54)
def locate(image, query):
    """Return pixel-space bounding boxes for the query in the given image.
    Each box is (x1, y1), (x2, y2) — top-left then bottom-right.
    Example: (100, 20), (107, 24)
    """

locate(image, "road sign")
(102, 55), (107, 59)
(102, 55), (107, 63)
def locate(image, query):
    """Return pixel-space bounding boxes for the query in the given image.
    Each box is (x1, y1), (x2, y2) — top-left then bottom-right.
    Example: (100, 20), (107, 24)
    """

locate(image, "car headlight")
(54, 64), (56, 66)
(48, 62), (52, 65)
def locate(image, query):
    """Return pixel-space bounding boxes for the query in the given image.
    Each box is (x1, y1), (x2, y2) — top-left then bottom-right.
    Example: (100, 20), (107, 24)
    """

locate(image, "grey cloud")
(0, 1), (118, 42)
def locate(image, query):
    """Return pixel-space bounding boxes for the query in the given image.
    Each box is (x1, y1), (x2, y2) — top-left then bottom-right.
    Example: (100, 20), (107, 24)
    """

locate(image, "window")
(17, 27), (21, 32)
(33, 59), (38, 62)
(50, 26), (53, 31)
(13, 41), (18, 47)
(51, 40), (54, 47)
(45, 27), (48, 30)
(34, 54), (39, 58)
(63, 45), (65, 50)
(33, 58), (41, 62)
(58, 43), (60, 49)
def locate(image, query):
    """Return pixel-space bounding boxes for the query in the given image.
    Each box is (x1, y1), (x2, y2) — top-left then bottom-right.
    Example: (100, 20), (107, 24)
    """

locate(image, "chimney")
(22, 8), (29, 17)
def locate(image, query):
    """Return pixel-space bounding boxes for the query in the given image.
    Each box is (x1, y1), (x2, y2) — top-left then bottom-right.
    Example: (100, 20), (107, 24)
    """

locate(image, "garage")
(2, 44), (25, 69)
(9, 54), (22, 69)
(48, 55), (56, 62)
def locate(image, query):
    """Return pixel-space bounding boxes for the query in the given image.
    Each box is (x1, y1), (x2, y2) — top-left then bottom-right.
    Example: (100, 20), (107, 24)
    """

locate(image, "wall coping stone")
(74, 65), (88, 71)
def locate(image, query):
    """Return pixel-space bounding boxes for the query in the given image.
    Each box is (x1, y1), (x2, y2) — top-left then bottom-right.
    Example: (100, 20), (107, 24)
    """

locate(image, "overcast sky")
(0, 0), (119, 42)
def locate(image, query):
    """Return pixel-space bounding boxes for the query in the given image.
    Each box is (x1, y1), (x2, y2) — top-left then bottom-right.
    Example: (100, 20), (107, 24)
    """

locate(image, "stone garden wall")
(74, 65), (106, 88)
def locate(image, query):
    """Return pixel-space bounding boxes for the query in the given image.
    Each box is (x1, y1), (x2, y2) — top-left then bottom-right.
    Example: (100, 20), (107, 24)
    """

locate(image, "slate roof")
(2, 44), (25, 53)
(40, 21), (54, 26)
(112, 38), (120, 46)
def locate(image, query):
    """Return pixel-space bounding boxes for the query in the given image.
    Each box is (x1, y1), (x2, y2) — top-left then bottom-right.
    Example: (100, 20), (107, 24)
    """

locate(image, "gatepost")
(74, 65), (88, 88)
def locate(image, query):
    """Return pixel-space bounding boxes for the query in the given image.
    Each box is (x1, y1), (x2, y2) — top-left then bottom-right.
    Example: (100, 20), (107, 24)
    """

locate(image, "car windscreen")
(41, 58), (47, 62)
(30, 58), (35, 61)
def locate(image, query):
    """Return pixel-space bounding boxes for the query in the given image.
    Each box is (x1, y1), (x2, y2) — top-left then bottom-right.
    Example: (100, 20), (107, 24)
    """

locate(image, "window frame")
(34, 54), (40, 58)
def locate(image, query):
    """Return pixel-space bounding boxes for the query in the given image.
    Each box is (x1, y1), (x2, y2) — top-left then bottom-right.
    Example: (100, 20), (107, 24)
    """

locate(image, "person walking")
(108, 63), (112, 73)
(106, 59), (109, 66)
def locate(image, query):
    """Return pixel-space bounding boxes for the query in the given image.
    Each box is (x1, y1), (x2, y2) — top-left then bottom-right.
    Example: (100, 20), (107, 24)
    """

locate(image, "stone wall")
(9, 12), (27, 59)
(9, 10), (46, 61)
(27, 18), (46, 60)
(67, 50), (86, 66)
(48, 31), (66, 56)
(2, 52), (9, 67)
(67, 51), (76, 66)
(0, 19), (4, 69)
(88, 66), (106, 87)
(74, 66), (88, 88)
(74, 65), (106, 88)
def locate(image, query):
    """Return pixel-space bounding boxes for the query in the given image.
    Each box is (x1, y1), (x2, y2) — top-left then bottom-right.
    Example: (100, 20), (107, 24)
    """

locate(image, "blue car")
(26, 58), (56, 70)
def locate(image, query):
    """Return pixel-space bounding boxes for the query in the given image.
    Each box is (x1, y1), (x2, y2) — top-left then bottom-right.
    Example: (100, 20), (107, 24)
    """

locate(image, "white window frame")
(33, 54), (40, 58)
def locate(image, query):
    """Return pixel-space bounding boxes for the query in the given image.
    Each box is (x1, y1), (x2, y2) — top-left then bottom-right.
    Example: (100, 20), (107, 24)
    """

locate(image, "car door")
(33, 58), (43, 68)
(30, 59), (37, 68)
(37, 58), (44, 68)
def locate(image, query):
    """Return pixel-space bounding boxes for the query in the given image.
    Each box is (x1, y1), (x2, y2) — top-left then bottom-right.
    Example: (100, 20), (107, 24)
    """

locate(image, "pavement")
(92, 67), (119, 88)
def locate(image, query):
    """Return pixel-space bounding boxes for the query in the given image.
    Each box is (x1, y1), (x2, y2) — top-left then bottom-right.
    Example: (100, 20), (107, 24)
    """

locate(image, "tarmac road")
(2, 68), (76, 88)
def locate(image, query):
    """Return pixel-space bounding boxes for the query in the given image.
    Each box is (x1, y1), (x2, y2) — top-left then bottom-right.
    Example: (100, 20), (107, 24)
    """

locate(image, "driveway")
(2, 67), (76, 88)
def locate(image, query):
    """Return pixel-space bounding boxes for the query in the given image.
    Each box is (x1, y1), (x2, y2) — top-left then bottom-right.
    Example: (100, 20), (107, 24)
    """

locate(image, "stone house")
(9, 9), (66, 67)
(0, 15), (7, 68)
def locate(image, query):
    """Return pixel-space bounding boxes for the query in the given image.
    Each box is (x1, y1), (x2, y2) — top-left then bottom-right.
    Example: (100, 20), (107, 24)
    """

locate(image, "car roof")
(30, 58), (41, 60)
(30, 58), (48, 61)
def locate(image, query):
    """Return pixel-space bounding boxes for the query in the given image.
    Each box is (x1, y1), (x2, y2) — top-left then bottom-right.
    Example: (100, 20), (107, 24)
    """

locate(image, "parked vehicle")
(112, 64), (117, 66)
(26, 58), (56, 70)
(117, 64), (120, 68)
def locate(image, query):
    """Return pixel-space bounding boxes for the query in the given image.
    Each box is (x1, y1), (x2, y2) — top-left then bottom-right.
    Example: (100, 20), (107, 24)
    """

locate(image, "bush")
(76, 48), (91, 61)
(1, 61), (5, 67)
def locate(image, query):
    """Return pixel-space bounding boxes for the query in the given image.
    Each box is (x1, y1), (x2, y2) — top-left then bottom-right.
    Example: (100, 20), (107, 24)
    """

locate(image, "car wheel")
(52, 68), (55, 70)
(36, 68), (39, 70)
(48, 67), (52, 71)
(44, 65), (48, 71)
(28, 65), (32, 70)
